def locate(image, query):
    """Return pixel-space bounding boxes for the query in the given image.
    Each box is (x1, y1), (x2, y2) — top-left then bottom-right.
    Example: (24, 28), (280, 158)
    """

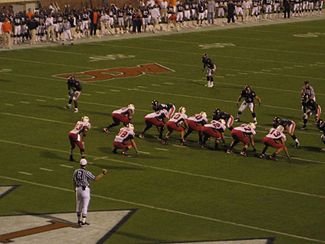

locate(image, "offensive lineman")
(73, 158), (107, 226)
(68, 116), (91, 161)
(113, 123), (139, 155)
(235, 85), (261, 124)
(103, 104), (135, 133)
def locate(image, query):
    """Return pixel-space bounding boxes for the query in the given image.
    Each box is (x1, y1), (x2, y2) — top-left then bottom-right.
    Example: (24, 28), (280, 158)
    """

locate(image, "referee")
(73, 158), (108, 226)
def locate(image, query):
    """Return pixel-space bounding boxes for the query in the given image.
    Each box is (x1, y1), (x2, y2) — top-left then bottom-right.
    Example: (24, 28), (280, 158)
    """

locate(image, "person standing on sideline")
(90, 9), (100, 37)
(207, 0), (216, 24)
(73, 158), (108, 226)
(227, 0), (236, 23)
(2, 17), (12, 49)
(283, 0), (291, 18)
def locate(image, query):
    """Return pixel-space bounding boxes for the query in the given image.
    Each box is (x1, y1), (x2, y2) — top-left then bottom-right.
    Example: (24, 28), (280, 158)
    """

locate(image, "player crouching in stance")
(65, 75), (82, 113)
(316, 119), (325, 151)
(152, 100), (176, 119)
(103, 104), (135, 133)
(301, 95), (321, 129)
(273, 116), (300, 147)
(184, 111), (208, 144)
(73, 158), (107, 226)
(212, 108), (234, 130)
(163, 106), (188, 145)
(235, 85), (261, 124)
(112, 123), (139, 156)
(139, 109), (168, 140)
(260, 125), (290, 160)
(227, 123), (257, 156)
(68, 116), (91, 161)
(201, 119), (227, 150)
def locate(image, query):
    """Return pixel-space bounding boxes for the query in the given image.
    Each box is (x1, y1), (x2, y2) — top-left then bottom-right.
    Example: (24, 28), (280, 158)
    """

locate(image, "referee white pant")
(76, 186), (90, 216)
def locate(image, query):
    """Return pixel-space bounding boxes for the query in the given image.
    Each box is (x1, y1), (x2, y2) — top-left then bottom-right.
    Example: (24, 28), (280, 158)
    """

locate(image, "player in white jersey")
(103, 104), (135, 133)
(68, 116), (91, 161)
(164, 106), (188, 145)
(184, 112), (208, 144)
(73, 158), (107, 226)
(201, 119), (227, 150)
(227, 123), (256, 156)
(139, 109), (168, 139)
(113, 124), (139, 155)
(260, 125), (290, 160)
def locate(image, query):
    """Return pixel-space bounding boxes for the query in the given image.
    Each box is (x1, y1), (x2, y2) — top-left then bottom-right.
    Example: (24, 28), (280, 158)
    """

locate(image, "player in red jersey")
(201, 119), (227, 150)
(227, 123), (256, 156)
(139, 109), (168, 140)
(260, 125), (290, 160)
(112, 123), (138, 156)
(184, 111), (208, 144)
(163, 106), (188, 145)
(68, 116), (91, 161)
(103, 104), (135, 133)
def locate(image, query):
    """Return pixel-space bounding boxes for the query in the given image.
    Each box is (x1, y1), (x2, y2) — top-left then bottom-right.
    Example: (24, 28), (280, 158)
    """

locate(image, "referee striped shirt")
(73, 168), (95, 188)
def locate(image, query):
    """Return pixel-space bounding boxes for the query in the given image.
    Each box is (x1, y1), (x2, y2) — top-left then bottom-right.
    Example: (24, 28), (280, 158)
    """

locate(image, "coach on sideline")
(73, 158), (108, 226)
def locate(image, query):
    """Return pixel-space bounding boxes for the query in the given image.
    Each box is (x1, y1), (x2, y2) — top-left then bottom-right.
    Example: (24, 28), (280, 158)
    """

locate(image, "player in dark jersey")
(235, 85), (261, 124)
(301, 95), (321, 129)
(273, 117), (300, 147)
(65, 75), (82, 113)
(212, 108), (234, 130)
(316, 119), (325, 151)
(201, 55), (216, 88)
(152, 100), (176, 119)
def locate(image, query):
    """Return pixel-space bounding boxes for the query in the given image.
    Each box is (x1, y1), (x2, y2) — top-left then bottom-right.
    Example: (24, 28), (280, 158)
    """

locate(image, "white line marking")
(151, 84), (161, 87)
(54, 98), (65, 101)
(95, 91), (106, 94)
(40, 167), (54, 172)
(109, 89), (120, 92)
(94, 156), (108, 161)
(172, 144), (187, 148)
(138, 150), (151, 155)
(1, 112), (72, 125)
(60, 164), (73, 169)
(137, 86), (147, 89)
(225, 74), (236, 77)
(82, 93), (92, 96)
(0, 139), (324, 199)
(0, 175), (324, 243)
(18, 171), (32, 176)
(154, 148), (169, 151)
(4, 103), (14, 106)
(294, 65), (304, 67)
(19, 101), (30, 104)
(36, 99), (46, 102)
(163, 82), (174, 85)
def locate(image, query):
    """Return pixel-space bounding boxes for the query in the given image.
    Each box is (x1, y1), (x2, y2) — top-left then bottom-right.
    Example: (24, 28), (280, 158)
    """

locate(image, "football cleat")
(138, 133), (144, 139)
(234, 118), (240, 122)
(74, 108), (79, 113)
(240, 151), (247, 157)
(103, 128), (109, 134)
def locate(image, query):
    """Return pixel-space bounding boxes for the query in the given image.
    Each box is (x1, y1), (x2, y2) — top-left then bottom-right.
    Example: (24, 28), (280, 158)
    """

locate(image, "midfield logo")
(0, 185), (18, 198)
(0, 210), (135, 243)
(53, 63), (173, 82)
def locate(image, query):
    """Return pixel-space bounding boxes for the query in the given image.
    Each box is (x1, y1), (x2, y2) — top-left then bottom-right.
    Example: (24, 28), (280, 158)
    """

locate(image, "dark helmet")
(214, 108), (221, 115)
(152, 100), (160, 110)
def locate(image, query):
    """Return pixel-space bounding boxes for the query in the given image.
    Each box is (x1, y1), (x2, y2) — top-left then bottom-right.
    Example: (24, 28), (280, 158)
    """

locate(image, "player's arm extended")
(95, 169), (108, 181)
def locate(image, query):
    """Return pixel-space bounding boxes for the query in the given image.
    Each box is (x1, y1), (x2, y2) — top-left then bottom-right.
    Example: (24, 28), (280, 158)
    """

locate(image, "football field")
(0, 18), (325, 244)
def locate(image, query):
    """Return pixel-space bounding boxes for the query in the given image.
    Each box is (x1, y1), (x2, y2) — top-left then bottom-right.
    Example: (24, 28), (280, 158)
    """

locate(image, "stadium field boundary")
(0, 139), (324, 199)
(0, 175), (324, 243)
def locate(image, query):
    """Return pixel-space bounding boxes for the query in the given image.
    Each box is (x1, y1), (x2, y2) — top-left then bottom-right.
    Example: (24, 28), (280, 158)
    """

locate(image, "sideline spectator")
(2, 17), (12, 48)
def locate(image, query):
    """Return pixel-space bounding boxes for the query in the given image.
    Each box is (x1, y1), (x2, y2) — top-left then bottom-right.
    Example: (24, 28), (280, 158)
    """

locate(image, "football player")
(316, 119), (325, 151)
(227, 123), (257, 156)
(112, 124), (139, 156)
(152, 100), (176, 119)
(103, 104), (135, 133)
(273, 117), (300, 147)
(235, 85), (261, 124)
(212, 108), (234, 130)
(260, 125), (291, 160)
(163, 106), (188, 145)
(201, 119), (227, 150)
(139, 109), (168, 139)
(68, 116), (91, 161)
(184, 111), (208, 144)
(301, 80), (316, 102)
(301, 95), (321, 129)
(202, 56), (217, 88)
(65, 75), (82, 113)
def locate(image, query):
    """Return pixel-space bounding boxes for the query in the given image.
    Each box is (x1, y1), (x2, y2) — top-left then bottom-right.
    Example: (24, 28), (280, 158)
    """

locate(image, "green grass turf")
(0, 19), (325, 243)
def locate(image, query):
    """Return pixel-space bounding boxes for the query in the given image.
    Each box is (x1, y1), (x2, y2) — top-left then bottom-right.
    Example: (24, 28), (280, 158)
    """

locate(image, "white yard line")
(138, 150), (151, 155)
(1, 112), (72, 125)
(19, 101), (30, 104)
(40, 167), (54, 172)
(18, 171), (32, 176)
(36, 99), (46, 102)
(154, 148), (169, 151)
(0, 139), (324, 199)
(0, 175), (324, 243)
(95, 91), (106, 94)
(4, 103), (14, 106)
(60, 164), (73, 169)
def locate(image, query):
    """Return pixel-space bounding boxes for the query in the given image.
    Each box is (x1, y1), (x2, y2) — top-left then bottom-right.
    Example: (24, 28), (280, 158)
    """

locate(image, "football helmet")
(276, 125), (284, 133)
(248, 122), (256, 130)
(220, 119), (226, 125)
(179, 106), (186, 114)
(82, 116), (89, 123)
(128, 104), (135, 111)
(127, 123), (135, 131)
(200, 111), (207, 118)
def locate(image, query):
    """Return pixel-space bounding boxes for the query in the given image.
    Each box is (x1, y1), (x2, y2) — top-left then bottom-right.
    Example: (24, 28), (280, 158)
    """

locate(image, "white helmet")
(80, 158), (88, 166)
(127, 123), (135, 131)
(248, 122), (256, 130)
(179, 106), (186, 114)
(220, 119), (226, 125)
(200, 111), (207, 118)
(82, 116), (89, 123)
(128, 104), (135, 111)
(276, 125), (284, 133)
